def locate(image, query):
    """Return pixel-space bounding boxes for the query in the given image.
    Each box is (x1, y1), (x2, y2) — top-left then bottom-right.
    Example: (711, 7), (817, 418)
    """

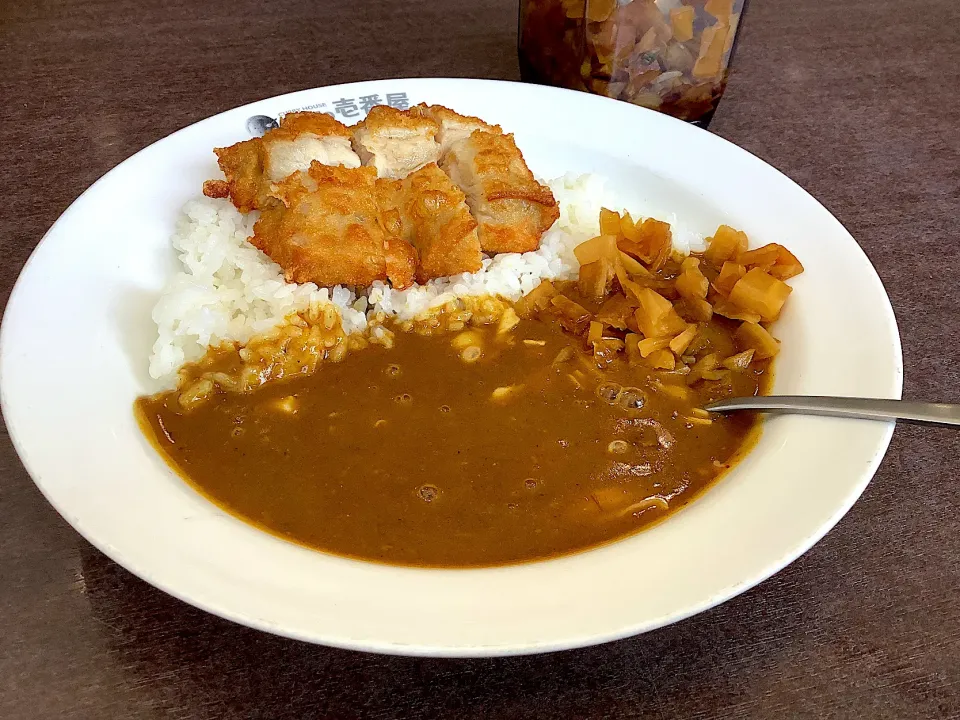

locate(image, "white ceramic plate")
(0, 79), (902, 657)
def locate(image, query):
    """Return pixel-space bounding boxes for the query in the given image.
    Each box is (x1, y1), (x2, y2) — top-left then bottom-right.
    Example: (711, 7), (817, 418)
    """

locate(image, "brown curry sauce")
(137, 308), (767, 567)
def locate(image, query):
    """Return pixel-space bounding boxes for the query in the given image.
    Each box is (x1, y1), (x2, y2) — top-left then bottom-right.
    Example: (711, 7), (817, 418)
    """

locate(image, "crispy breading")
(352, 105), (441, 179)
(206, 139), (265, 212)
(441, 130), (559, 253)
(378, 163), (482, 282)
(410, 104), (498, 156)
(203, 112), (361, 212)
(269, 112), (353, 141)
(202, 179), (231, 199)
(384, 234), (419, 289)
(250, 163), (416, 289)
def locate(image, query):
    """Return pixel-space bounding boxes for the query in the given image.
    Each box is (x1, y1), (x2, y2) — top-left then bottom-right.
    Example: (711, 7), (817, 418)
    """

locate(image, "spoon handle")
(704, 396), (960, 428)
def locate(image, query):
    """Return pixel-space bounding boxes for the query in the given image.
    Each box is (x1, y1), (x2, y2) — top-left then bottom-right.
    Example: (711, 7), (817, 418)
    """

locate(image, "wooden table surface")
(2, 0), (958, 717)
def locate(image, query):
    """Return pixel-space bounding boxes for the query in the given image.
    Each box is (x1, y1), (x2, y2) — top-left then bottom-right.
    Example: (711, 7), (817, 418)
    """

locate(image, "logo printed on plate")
(245, 91), (412, 137)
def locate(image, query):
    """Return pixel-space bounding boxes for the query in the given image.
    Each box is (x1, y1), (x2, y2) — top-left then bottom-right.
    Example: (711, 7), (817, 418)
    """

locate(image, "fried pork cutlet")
(378, 163), (482, 283)
(440, 130), (559, 254)
(410, 103), (495, 156)
(203, 112), (361, 212)
(251, 163), (416, 290)
(351, 105), (441, 180)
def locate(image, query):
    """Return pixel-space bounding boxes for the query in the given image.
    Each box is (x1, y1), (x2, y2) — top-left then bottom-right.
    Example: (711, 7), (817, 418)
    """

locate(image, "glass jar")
(518, 0), (748, 126)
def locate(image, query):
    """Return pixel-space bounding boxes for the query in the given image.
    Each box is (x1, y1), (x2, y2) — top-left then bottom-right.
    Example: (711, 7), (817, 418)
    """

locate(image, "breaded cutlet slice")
(440, 130), (559, 254)
(251, 163), (416, 290)
(378, 163), (482, 283)
(351, 105), (441, 180)
(203, 139), (264, 212)
(410, 104), (497, 156)
(203, 112), (361, 212)
(263, 112), (361, 182)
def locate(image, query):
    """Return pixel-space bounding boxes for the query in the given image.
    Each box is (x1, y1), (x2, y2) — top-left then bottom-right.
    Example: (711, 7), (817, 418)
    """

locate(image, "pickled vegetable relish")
(517, 208), (802, 383)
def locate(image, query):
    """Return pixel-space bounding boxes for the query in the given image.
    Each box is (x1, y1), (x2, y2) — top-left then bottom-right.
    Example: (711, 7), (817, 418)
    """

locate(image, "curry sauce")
(137, 313), (767, 567)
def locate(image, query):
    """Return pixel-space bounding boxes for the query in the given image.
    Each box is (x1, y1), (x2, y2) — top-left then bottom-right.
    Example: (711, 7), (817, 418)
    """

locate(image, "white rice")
(148, 173), (701, 383)
(149, 201), (361, 380)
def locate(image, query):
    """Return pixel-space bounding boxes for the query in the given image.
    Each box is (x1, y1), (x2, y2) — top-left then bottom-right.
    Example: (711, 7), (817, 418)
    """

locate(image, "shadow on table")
(78, 540), (805, 720)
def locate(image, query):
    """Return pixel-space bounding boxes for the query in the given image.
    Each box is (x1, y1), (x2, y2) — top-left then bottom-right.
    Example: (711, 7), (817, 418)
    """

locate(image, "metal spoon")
(704, 396), (960, 427)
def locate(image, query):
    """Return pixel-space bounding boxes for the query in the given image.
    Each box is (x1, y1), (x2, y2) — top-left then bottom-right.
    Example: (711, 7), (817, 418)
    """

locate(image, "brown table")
(2, 0), (958, 717)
